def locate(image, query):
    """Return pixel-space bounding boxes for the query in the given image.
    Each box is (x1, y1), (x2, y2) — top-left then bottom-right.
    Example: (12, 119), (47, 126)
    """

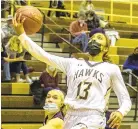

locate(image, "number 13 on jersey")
(76, 81), (92, 100)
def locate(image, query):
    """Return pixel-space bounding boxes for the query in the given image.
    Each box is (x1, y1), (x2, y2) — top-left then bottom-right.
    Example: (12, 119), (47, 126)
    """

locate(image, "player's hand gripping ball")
(15, 6), (43, 35)
(13, 13), (25, 35)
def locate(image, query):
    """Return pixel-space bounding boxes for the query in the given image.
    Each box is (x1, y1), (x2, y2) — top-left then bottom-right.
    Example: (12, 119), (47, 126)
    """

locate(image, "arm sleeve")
(111, 65), (132, 116)
(18, 33), (73, 74)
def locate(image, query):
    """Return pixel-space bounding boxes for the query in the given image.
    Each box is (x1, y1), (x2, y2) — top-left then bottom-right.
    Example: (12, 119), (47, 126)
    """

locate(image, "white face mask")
(43, 103), (59, 114)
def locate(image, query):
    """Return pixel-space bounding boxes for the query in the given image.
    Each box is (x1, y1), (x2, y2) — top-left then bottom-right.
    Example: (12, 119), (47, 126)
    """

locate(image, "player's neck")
(89, 54), (103, 62)
(47, 110), (59, 120)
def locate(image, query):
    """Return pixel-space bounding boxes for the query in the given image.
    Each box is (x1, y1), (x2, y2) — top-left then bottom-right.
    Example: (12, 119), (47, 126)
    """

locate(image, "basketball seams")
(16, 6), (43, 35)
(22, 14), (42, 24)
(16, 6), (42, 24)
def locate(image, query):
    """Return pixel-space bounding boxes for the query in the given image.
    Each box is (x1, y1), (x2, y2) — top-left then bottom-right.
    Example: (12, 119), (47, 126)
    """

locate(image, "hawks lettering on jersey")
(73, 68), (104, 83)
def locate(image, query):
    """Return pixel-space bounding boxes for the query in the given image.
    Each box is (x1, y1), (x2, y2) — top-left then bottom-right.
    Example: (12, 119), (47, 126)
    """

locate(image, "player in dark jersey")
(40, 89), (64, 129)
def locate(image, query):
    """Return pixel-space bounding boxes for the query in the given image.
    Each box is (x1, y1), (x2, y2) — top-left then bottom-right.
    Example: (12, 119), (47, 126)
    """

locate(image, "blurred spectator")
(1, 1), (5, 18)
(1, 1), (11, 18)
(73, 0), (94, 18)
(69, 10), (89, 52)
(30, 79), (44, 105)
(85, 10), (100, 31)
(123, 47), (138, 85)
(47, 0), (58, 17)
(1, 15), (16, 82)
(16, 0), (27, 5)
(1, 40), (11, 82)
(85, 9), (119, 46)
(4, 35), (32, 83)
(30, 65), (59, 105)
(85, 9), (107, 39)
(10, 61), (32, 83)
(47, 0), (69, 17)
(100, 18), (119, 46)
(40, 65), (59, 93)
(2, 15), (16, 45)
(80, 0), (95, 11)
(105, 29), (120, 46)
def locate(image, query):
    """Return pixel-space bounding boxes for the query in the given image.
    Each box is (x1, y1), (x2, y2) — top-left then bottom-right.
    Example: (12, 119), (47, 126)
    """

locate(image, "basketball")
(16, 6), (43, 35)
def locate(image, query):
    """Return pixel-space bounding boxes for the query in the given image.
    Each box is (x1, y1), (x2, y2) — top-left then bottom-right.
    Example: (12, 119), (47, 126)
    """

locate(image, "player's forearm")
(18, 33), (54, 65)
(117, 99), (132, 116)
(115, 85), (132, 116)
(18, 33), (68, 73)
(112, 65), (132, 116)
(114, 84), (132, 116)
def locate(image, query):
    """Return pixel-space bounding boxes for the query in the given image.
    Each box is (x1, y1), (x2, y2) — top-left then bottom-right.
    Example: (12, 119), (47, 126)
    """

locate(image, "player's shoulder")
(70, 57), (79, 62)
(48, 118), (63, 127)
(39, 118), (63, 129)
(104, 62), (120, 70)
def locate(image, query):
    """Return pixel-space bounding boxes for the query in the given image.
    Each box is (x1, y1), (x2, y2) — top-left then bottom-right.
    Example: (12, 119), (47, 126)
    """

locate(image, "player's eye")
(53, 96), (58, 100)
(47, 95), (51, 98)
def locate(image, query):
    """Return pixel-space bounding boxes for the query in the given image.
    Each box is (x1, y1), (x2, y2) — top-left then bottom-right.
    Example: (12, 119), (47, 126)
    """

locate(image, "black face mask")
(86, 40), (102, 56)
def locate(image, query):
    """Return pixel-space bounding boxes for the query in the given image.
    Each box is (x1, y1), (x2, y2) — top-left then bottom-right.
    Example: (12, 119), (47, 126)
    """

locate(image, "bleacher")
(1, 0), (138, 129)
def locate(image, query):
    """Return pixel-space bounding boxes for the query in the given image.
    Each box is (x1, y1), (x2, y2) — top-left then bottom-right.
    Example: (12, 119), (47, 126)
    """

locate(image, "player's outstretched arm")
(12, 13), (72, 74)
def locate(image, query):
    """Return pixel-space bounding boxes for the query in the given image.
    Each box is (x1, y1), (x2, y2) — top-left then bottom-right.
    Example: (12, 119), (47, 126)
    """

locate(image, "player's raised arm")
(12, 13), (72, 74)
